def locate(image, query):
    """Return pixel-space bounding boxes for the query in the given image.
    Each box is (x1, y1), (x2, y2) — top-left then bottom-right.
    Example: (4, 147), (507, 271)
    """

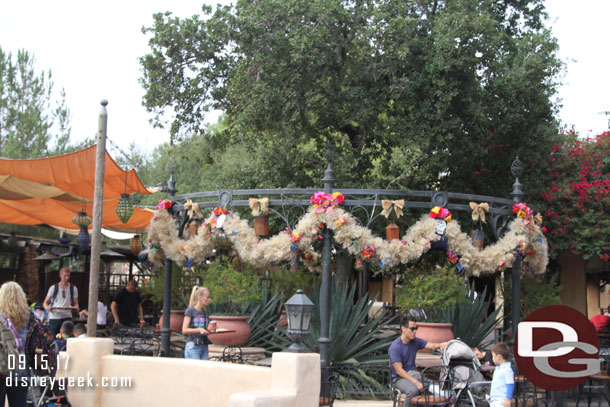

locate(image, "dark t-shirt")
(185, 306), (209, 345)
(388, 336), (427, 377)
(114, 288), (141, 325)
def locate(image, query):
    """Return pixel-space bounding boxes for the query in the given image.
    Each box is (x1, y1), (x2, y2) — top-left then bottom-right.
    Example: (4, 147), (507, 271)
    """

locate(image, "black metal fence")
(334, 361), (393, 398)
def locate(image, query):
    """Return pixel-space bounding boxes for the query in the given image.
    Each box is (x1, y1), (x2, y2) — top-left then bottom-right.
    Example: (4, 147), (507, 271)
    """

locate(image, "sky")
(0, 0), (608, 164)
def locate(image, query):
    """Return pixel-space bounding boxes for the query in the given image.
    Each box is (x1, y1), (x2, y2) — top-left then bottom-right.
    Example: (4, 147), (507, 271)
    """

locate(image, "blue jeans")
(184, 341), (209, 360)
(0, 373), (28, 407)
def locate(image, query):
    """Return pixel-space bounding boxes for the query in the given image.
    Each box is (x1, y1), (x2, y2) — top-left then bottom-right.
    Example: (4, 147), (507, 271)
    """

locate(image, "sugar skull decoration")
(429, 206), (452, 236)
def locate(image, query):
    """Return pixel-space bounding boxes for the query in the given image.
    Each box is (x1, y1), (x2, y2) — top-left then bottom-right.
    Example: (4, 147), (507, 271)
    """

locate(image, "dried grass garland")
(148, 206), (548, 276)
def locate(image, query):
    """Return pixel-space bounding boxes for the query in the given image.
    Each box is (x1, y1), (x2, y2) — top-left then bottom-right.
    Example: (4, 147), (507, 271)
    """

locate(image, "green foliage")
(303, 279), (394, 364)
(142, 262), (198, 309)
(440, 284), (504, 349)
(199, 258), (262, 315)
(0, 47), (73, 158)
(269, 266), (317, 300)
(394, 263), (468, 321)
(502, 272), (561, 318)
(140, 0), (563, 195)
(244, 289), (290, 352)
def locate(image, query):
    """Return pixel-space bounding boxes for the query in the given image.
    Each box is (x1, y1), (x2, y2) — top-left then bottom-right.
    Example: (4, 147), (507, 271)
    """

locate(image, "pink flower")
(156, 199), (172, 210)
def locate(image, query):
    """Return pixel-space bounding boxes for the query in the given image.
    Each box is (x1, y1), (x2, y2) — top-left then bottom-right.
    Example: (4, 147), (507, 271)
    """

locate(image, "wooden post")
(86, 100), (108, 337)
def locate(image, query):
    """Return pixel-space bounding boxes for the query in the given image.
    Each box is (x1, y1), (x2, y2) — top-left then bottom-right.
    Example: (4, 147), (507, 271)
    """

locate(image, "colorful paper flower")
(310, 191), (345, 214)
(429, 206), (452, 222)
(156, 199), (172, 210)
(512, 203), (533, 224)
(213, 207), (229, 216)
(447, 251), (459, 264)
(361, 245), (375, 259)
(290, 232), (302, 243)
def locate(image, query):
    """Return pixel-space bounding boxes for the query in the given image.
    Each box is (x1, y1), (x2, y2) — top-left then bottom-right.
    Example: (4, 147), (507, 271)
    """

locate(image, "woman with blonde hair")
(182, 286), (212, 359)
(0, 282), (31, 406)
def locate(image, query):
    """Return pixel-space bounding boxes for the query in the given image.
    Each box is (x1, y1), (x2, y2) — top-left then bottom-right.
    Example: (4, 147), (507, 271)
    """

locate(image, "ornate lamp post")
(284, 289), (314, 353)
(510, 156), (524, 341)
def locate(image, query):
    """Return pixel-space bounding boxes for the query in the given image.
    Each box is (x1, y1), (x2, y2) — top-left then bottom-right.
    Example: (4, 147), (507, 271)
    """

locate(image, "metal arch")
(489, 202), (513, 239)
(170, 188), (518, 234)
(267, 199), (308, 230)
(340, 193), (382, 227)
(162, 158), (528, 368)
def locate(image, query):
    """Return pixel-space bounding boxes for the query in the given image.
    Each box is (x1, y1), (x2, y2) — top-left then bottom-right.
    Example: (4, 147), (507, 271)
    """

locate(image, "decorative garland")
(148, 195), (548, 277)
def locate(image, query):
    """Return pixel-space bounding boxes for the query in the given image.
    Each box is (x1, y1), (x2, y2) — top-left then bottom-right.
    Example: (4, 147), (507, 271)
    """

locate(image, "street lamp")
(284, 289), (314, 353)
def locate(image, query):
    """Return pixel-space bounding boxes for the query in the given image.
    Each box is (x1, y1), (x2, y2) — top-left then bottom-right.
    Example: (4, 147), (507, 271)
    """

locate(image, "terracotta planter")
(157, 310), (185, 332)
(208, 315), (251, 346)
(416, 322), (454, 352)
(277, 311), (288, 328)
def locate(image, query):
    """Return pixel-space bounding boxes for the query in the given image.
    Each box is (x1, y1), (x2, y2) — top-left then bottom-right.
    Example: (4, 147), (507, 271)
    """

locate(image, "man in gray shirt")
(43, 267), (79, 337)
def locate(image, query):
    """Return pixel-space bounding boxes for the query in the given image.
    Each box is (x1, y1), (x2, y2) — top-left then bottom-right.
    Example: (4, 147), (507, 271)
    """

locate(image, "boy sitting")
(53, 320), (74, 352)
(73, 323), (87, 338)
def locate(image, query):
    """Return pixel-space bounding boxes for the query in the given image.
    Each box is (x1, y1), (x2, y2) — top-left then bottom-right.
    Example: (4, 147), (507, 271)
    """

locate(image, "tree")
(140, 0), (564, 196)
(0, 47), (72, 158)
(537, 130), (610, 261)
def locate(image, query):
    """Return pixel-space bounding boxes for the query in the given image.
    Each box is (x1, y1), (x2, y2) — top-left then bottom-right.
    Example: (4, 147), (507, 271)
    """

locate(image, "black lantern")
(116, 193), (134, 223)
(284, 289), (314, 353)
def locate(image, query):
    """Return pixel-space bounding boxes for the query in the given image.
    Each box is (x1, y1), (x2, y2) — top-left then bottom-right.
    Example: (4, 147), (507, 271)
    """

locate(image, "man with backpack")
(43, 267), (79, 337)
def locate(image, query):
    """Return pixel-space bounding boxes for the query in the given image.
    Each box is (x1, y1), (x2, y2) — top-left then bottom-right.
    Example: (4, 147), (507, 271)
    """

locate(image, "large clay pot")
(416, 322), (454, 352)
(208, 315), (251, 346)
(157, 310), (185, 332)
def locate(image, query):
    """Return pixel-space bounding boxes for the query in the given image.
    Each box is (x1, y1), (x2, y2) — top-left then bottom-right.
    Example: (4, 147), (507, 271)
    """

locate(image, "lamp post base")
(284, 342), (310, 353)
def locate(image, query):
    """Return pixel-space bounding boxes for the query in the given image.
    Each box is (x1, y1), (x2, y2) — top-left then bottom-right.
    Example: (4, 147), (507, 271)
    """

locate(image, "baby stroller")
(441, 339), (491, 406)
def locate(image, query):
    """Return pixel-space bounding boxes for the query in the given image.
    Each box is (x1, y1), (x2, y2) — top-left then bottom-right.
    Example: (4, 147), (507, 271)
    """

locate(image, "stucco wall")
(557, 252), (587, 316)
(57, 338), (319, 407)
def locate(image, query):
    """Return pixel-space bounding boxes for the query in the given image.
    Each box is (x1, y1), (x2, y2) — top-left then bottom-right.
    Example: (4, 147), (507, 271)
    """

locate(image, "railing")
(334, 361), (393, 398)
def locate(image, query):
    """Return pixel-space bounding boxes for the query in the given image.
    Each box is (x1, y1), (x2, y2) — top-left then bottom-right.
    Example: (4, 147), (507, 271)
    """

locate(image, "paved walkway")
(334, 401), (392, 407)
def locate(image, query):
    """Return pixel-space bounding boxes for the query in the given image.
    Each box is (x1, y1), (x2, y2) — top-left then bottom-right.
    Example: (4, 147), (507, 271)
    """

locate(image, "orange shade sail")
(0, 145), (150, 200)
(0, 146), (153, 232)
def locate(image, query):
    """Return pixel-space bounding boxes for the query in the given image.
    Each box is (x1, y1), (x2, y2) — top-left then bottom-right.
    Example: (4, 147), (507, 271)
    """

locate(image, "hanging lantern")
(130, 235), (142, 256)
(58, 232), (71, 245)
(254, 215), (269, 236)
(116, 193), (134, 223)
(189, 220), (200, 239)
(386, 222), (400, 242)
(471, 230), (484, 251)
(77, 227), (91, 250)
(72, 211), (92, 228)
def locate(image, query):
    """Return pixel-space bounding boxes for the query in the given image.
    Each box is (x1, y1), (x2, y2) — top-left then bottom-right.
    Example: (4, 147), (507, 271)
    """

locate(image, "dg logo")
(515, 305), (600, 391)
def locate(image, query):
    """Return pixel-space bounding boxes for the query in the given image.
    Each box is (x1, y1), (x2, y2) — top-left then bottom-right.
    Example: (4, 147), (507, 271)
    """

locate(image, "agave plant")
(440, 283), (504, 349)
(302, 278), (395, 363)
(245, 289), (290, 352)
